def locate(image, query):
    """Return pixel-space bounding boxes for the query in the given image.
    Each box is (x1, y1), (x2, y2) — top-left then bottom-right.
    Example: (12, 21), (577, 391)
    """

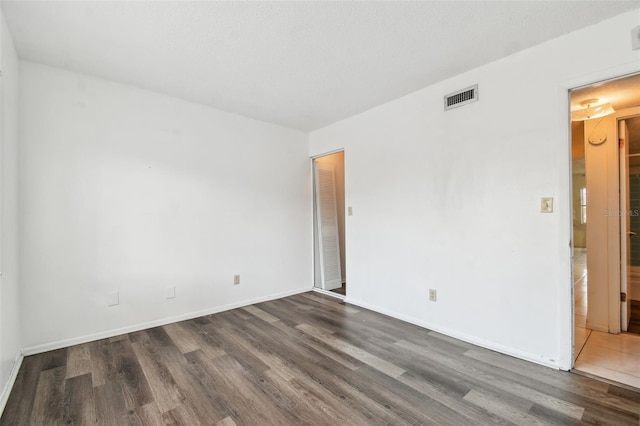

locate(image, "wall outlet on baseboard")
(234, 275), (240, 285)
(632, 25), (640, 51)
(429, 289), (437, 302)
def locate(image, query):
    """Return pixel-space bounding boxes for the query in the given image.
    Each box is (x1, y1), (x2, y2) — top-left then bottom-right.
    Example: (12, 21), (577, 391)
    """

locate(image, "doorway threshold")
(571, 367), (640, 394)
(573, 330), (640, 391)
(312, 287), (345, 300)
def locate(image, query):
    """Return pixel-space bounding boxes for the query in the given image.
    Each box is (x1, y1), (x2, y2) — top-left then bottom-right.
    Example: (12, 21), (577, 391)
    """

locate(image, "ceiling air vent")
(444, 85), (478, 111)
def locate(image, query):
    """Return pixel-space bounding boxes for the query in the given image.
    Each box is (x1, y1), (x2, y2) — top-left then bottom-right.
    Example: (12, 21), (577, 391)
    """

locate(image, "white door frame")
(565, 69), (640, 369)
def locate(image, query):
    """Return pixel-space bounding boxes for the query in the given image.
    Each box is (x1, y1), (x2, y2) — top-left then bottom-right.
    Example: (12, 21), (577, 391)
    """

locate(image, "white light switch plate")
(541, 197), (553, 213)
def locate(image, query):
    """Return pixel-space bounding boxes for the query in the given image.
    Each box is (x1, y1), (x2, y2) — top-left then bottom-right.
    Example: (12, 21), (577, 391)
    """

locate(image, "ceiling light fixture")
(571, 98), (615, 121)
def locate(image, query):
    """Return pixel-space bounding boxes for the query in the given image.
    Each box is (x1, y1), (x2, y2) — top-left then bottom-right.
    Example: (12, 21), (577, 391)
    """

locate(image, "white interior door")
(620, 119), (631, 331)
(314, 162), (342, 290)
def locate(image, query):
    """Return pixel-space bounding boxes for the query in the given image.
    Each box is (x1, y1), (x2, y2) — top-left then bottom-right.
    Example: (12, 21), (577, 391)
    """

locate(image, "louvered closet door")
(314, 162), (342, 290)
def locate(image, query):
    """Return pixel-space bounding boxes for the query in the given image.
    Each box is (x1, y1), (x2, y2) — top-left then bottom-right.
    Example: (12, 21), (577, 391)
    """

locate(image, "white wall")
(19, 62), (311, 352)
(310, 10), (640, 370)
(0, 10), (22, 411)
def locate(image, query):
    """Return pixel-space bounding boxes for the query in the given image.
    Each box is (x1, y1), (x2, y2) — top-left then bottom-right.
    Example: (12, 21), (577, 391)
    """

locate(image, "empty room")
(1, 1), (640, 424)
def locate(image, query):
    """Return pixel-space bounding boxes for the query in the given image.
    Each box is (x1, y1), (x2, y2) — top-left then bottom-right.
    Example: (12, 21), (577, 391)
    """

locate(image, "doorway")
(620, 116), (640, 334)
(312, 151), (346, 297)
(570, 72), (640, 388)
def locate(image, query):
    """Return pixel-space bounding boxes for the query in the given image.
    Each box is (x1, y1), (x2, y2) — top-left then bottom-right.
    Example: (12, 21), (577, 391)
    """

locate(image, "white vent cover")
(444, 85), (478, 110)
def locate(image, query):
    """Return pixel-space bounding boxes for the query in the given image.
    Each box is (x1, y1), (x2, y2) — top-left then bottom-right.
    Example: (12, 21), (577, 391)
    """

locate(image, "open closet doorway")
(570, 72), (640, 389)
(312, 151), (346, 297)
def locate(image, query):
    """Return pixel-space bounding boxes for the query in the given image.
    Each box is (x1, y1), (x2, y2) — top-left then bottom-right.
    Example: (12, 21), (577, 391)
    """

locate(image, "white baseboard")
(0, 352), (24, 417)
(22, 287), (312, 356)
(344, 296), (562, 370)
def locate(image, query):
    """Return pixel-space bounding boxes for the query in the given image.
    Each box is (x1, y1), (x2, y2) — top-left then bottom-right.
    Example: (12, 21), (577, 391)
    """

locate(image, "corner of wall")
(0, 9), (23, 417)
(0, 353), (23, 416)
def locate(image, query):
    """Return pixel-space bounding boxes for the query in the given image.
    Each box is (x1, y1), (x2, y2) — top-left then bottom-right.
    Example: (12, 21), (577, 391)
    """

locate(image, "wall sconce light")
(571, 98), (615, 121)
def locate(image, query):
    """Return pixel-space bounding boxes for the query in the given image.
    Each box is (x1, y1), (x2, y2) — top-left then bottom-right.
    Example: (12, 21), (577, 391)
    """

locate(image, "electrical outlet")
(234, 275), (240, 285)
(348, 206), (353, 216)
(632, 25), (640, 51)
(429, 289), (437, 302)
(165, 285), (176, 299)
(107, 291), (119, 306)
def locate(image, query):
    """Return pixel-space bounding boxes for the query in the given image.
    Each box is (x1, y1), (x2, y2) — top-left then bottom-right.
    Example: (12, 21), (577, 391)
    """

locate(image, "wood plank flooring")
(629, 300), (640, 335)
(2, 292), (640, 425)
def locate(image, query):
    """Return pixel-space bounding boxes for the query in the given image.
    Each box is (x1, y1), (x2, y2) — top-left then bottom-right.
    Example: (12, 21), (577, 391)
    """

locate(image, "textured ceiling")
(1, 1), (638, 131)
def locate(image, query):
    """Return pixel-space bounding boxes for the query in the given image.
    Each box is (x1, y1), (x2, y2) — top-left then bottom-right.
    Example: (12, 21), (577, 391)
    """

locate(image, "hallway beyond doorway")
(574, 248), (590, 358)
(573, 249), (640, 389)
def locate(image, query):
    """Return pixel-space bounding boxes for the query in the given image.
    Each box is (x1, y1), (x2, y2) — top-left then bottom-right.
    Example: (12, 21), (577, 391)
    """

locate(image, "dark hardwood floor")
(3, 292), (640, 425)
(330, 283), (346, 296)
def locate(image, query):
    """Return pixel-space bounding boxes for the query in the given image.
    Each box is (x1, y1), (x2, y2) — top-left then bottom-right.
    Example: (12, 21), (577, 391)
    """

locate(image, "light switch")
(541, 197), (553, 213)
(348, 206), (353, 216)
